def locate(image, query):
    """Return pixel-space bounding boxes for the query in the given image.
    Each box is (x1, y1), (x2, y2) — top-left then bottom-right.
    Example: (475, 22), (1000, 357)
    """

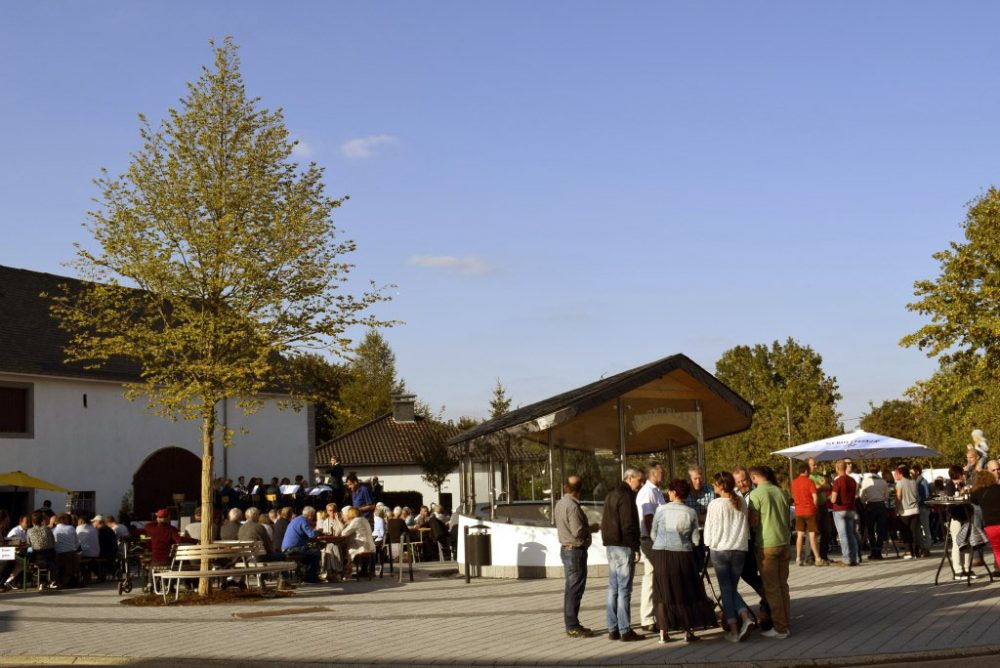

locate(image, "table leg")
(934, 509), (952, 585)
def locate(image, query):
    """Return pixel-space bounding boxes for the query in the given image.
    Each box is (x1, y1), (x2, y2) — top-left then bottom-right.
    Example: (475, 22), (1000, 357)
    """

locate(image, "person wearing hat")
(143, 509), (181, 566)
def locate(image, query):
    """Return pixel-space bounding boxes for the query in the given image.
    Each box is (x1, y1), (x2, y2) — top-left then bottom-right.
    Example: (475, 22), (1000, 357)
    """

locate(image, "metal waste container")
(466, 524), (492, 567)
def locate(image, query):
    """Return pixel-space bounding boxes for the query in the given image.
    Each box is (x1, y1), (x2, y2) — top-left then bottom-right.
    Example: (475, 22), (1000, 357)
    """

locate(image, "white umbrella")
(772, 429), (943, 462)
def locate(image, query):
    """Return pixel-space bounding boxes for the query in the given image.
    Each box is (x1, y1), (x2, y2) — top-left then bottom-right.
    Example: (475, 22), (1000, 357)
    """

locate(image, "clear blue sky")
(3, 2), (998, 430)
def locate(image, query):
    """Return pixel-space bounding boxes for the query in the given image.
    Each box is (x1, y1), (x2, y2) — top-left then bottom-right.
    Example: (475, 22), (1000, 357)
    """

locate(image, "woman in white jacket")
(704, 470), (754, 642)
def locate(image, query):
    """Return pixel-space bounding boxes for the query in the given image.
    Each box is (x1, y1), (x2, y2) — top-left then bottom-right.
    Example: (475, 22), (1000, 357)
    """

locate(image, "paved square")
(1, 548), (999, 667)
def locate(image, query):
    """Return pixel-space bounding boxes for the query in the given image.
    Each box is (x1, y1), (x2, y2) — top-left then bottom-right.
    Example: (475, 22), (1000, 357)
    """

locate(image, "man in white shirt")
(635, 460), (665, 632)
(76, 517), (100, 558)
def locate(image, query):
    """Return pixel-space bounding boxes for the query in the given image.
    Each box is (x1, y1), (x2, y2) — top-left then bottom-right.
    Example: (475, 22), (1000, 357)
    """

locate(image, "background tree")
(285, 353), (352, 444)
(709, 338), (842, 473)
(859, 399), (922, 443)
(414, 424), (458, 499)
(338, 329), (403, 430)
(900, 188), (1000, 464)
(50, 39), (390, 594)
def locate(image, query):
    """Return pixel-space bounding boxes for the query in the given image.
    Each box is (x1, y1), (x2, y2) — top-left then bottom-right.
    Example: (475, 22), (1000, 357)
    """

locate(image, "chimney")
(392, 393), (416, 423)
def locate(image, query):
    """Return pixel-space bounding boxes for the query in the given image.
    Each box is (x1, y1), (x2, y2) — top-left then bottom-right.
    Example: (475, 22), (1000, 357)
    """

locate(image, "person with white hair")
(282, 506), (321, 583)
(220, 507), (244, 540)
(971, 429), (990, 470)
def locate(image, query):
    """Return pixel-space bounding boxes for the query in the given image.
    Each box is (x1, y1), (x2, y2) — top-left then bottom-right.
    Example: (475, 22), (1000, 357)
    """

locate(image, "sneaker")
(760, 628), (789, 639)
(566, 627), (593, 638)
(738, 617), (755, 641)
(608, 631), (620, 641)
(725, 632), (740, 643)
(955, 572), (970, 581)
(620, 630), (643, 642)
(657, 634), (671, 645)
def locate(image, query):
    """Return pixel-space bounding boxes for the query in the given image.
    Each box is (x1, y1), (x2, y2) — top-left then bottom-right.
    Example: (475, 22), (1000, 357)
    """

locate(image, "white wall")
(355, 464), (498, 510)
(0, 373), (311, 515)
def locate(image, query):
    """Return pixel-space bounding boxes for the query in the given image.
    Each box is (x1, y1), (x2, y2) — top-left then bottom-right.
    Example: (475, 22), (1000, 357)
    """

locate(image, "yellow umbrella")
(0, 470), (69, 493)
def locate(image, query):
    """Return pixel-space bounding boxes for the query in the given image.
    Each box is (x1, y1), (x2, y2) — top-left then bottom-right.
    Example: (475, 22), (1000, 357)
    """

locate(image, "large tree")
(285, 353), (352, 444)
(902, 187), (1000, 366)
(50, 39), (390, 594)
(900, 187), (1000, 462)
(338, 329), (403, 431)
(709, 338), (842, 473)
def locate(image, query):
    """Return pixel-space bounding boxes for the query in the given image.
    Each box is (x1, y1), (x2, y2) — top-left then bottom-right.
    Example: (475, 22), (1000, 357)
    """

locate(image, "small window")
(71, 491), (96, 516)
(0, 383), (33, 438)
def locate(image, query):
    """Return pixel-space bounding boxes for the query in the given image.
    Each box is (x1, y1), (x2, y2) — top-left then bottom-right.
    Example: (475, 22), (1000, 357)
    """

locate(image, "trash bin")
(465, 524), (492, 567)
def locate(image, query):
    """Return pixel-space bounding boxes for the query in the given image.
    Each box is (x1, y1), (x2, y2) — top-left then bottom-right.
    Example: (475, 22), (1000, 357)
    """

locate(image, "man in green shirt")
(748, 466), (792, 639)
(808, 457), (832, 566)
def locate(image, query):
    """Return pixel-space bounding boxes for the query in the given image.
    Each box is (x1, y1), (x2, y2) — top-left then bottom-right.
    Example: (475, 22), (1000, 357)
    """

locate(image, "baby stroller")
(116, 536), (143, 595)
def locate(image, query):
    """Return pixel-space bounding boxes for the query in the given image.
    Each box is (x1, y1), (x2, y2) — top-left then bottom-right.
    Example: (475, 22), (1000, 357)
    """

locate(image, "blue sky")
(2, 3), (998, 431)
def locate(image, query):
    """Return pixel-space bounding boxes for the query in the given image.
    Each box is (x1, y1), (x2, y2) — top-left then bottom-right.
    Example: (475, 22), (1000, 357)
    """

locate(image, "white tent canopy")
(772, 429), (943, 462)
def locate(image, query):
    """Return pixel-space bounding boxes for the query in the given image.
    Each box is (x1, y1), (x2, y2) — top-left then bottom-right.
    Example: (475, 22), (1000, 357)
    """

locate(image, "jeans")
(711, 549), (749, 624)
(833, 510), (859, 564)
(918, 506), (932, 551)
(864, 501), (888, 552)
(561, 547), (588, 631)
(758, 547), (790, 633)
(605, 546), (635, 633)
(284, 546), (321, 582)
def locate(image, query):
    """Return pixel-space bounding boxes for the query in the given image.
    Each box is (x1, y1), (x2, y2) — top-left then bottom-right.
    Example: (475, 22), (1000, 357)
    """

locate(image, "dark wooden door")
(132, 447), (201, 519)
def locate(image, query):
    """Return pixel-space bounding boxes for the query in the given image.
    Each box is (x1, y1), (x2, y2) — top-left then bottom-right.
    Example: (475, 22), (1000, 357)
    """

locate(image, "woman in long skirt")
(650, 478), (718, 643)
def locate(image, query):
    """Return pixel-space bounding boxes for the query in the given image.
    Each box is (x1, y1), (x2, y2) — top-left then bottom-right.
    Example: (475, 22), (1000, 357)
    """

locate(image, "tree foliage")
(285, 353), (352, 444)
(414, 424), (458, 494)
(859, 399), (922, 443)
(49, 39), (391, 594)
(338, 329), (403, 430)
(708, 338), (842, 472)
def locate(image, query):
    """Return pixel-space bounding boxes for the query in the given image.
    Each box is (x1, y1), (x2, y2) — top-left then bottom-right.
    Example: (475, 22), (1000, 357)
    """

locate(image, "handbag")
(956, 522), (989, 551)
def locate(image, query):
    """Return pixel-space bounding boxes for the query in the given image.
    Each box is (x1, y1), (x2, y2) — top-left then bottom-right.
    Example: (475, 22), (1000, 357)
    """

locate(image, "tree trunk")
(197, 400), (216, 596)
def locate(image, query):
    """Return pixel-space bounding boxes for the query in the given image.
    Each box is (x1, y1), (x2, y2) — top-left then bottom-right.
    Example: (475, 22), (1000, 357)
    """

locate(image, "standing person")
(830, 460), (859, 567)
(600, 468), (644, 642)
(971, 470), (1000, 567)
(685, 465), (714, 572)
(912, 464), (933, 557)
(808, 458), (833, 566)
(748, 466), (792, 640)
(895, 465), (922, 559)
(704, 471), (755, 643)
(555, 475), (596, 638)
(650, 479), (716, 644)
(790, 463), (822, 566)
(860, 465), (890, 559)
(635, 460), (666, 632)
(971, 429), (990, 471)
(345, 473), (376, 521)
(732, 466), (773, 630)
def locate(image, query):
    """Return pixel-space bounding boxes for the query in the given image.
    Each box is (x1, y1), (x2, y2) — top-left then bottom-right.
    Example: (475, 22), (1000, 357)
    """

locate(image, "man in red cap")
(143, 509), (181, 566)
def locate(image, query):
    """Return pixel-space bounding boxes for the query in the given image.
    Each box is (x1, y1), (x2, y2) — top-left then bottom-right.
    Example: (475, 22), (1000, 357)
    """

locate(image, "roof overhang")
(448, 354), (753, 455)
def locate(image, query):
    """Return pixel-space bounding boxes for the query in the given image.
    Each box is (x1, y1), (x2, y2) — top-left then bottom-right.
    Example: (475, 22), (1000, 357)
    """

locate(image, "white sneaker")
(760, 628), (789, 639)
(738, 617), (755, 641)
(725, 632), (740, 643)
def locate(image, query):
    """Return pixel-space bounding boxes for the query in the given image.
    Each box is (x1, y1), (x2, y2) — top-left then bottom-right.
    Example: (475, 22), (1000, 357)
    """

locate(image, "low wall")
(456, 514), (615, 579)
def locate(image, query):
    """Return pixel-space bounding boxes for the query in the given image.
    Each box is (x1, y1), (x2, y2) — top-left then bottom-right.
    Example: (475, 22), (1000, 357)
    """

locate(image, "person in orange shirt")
(791, 463), (823, 566)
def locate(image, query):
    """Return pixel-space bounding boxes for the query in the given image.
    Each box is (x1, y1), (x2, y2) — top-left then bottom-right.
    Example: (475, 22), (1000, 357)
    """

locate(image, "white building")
(0, 265), (313, 519)
(316, 395), (498, 511)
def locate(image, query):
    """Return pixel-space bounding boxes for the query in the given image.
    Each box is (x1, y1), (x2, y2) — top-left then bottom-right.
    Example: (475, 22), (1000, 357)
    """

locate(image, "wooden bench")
(152, 541), (296, 602)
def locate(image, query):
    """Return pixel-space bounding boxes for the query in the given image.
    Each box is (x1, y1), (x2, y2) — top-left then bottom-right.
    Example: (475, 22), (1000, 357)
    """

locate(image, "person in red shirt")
(143, 509), (181, 566)
(791, 463), (823, 566)
(830, 460), (860, 567)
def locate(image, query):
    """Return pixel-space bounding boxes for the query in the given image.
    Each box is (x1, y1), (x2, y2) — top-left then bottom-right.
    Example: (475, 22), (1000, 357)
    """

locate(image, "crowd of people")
(555, 447), (1000, 645)
(0, 455), (456, 593)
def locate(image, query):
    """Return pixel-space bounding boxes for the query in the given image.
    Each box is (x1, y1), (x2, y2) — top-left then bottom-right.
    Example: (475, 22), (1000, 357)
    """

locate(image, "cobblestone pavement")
(1, 547), (999, 667)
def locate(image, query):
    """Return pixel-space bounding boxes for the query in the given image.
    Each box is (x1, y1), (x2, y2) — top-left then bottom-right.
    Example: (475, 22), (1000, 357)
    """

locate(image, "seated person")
(95, 516), (118, 563)
(1, 515), (31, 591)
(143, 509), (181, 566)
(182, 506), (219, 542)
(53, 514), (81, 588)
(219, 508), (244, 541)
(281, 506), (321, 583)
(340, 506), (376, 576)
(27, 511), (58, 588)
